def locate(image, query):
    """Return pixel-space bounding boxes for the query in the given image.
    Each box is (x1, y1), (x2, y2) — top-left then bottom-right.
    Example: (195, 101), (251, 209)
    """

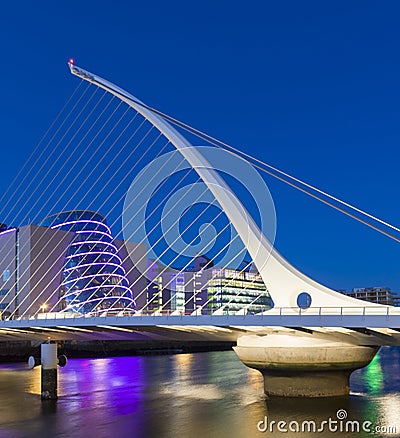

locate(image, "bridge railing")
(2, 305), (400, 322)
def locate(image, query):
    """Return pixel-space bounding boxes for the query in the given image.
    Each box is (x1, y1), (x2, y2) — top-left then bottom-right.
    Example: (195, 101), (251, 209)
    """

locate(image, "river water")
(0, 347), (399, 438)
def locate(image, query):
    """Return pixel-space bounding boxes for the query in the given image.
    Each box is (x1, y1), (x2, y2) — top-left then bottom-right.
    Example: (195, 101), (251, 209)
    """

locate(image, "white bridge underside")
(68, 63), (384, 311)
(0, 313), (399, 344)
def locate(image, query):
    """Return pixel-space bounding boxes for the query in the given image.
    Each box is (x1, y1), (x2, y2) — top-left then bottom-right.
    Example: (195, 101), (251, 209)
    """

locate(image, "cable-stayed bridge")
(1, 61), (400, 397)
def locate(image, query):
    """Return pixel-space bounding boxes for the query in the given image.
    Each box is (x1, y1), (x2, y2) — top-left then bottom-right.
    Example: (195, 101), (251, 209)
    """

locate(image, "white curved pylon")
(69, 62), (383, 310)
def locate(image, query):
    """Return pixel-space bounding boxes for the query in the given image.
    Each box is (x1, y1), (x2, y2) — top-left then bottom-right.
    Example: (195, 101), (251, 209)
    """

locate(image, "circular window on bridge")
(297, 292), (312, 309)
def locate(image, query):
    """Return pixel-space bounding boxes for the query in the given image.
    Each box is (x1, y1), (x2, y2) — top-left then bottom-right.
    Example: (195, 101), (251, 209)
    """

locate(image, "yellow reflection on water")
(174, 352), (193, 372)
(26, 366), (41, 395)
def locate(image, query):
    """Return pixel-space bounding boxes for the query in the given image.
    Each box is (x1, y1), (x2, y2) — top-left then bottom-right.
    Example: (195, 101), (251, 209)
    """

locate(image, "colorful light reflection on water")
(0, 347), (398, 437)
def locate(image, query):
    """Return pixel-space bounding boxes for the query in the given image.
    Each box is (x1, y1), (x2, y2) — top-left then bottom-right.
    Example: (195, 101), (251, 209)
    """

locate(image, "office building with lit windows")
(146, 260), (187, 314)
(147, 255), (271, 314)
(204, 267), (271, 314)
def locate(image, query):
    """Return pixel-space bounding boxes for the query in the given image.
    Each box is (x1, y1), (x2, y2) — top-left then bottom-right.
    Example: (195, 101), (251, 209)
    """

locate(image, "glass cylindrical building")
(39, 210), (135, 314)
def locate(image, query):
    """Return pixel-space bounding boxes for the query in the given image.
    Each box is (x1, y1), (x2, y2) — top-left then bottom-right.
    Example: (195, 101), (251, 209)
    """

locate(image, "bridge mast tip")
(67, 58), (75, 71)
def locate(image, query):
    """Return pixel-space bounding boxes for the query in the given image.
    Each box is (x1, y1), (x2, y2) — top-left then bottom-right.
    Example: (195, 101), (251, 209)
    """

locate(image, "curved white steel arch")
(68, 62), (383, 310)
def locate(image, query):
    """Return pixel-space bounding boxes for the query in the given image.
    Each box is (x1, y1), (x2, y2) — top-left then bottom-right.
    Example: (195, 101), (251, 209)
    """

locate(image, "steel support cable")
(50, 167), (206, 313)
(48, 160), (196, 313)
(117, 163), (249, 314)
(29, 95), (120, 224)
(12, 86), (101, 227)
(142, 200), (230, 312)
(122, 96), (400, 241)
(53, 109), (140, 216)
(0, 82), (92, 225)
(3, 94), (121, 316)
(180, 130), (400, 242)
(26, 109), (282, 314)
(0, 89), (110, 314)
(5, 95), (125, 317)
(250, 162), (400, 244)
(11, 81), (396, 318)
(16, 125), (168, 317)
(9, 87), (104, 232)
(30, 99), (129, 225)
(0, 80), (86, 216)
(22, 129), (166, 317)
(132, 211), (236, 313)
(29, 128), (175, 316)
(66, 115), (152, 222)
(62, 166), (221, 314)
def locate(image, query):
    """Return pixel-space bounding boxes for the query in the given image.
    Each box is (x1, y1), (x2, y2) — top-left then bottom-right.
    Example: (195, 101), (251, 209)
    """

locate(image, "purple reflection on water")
(60, 356), (146, 419)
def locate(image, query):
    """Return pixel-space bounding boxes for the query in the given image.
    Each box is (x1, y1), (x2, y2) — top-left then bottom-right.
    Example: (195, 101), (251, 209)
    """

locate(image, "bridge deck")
(0, 309), (399, 344)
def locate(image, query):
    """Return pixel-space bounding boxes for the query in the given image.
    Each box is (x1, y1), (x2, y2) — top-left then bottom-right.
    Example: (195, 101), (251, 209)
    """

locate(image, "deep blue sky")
(0, 1), (399, 291)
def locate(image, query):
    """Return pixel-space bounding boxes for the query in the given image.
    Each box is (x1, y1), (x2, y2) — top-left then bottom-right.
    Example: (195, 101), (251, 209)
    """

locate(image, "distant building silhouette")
(339, 286), (400, 306)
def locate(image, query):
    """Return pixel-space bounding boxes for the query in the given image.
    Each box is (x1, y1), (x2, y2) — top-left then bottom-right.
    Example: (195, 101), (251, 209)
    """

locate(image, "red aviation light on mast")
(68, 58), (74, 67)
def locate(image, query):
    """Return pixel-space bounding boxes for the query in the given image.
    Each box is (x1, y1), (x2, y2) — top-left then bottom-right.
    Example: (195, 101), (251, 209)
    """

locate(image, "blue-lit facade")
(39, 211), (135, 314)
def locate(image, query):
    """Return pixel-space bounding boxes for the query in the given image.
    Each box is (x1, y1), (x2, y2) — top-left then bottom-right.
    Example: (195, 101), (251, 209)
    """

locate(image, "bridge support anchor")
(233, 334), (379, 397)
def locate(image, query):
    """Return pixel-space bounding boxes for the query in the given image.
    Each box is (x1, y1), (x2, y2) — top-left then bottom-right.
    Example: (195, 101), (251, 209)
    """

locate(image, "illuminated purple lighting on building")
(0, 228), (16, 237)
(63, 262), (127, 274)
(63, 284), (133, 298)
(62, 273), (128, 285)
(39, 210), (134, 314)
(70, 240), (119, 252)
(65, 251), (123, 264)
(51, 219), (112, 234)
(76, 230), (113, 238)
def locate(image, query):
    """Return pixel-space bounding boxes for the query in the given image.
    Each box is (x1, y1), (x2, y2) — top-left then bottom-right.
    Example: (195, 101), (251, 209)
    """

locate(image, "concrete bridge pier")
(233, 334), (379, 397)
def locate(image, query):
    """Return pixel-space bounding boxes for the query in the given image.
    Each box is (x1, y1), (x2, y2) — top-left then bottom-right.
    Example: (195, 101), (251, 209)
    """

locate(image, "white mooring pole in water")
(28, 340), (67, 400)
